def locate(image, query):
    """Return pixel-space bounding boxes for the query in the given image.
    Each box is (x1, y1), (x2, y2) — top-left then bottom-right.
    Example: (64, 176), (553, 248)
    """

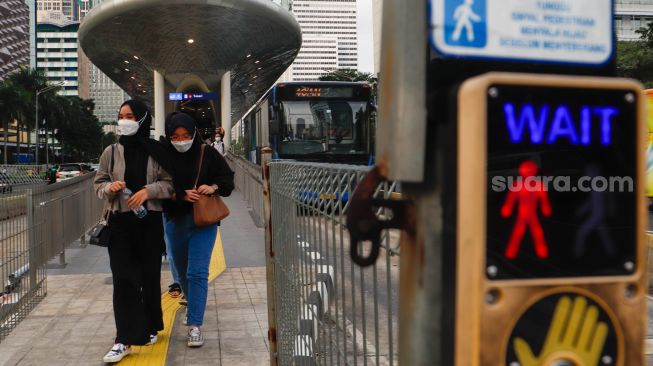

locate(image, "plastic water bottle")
(122, 188), (148, 218)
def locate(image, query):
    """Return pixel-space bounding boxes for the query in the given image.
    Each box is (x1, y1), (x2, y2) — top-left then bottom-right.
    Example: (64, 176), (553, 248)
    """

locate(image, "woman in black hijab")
(163, 112), (234, 348)
(93, 100), (174, 363)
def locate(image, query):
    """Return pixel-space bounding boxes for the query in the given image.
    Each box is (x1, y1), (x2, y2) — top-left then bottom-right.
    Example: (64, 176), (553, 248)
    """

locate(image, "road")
(283, 208), (400, 366)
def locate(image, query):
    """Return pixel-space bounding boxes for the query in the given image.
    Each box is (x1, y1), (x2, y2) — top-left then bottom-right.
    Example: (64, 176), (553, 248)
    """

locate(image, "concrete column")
(221, 71), (231, 148)
(153, 70), (165, 139)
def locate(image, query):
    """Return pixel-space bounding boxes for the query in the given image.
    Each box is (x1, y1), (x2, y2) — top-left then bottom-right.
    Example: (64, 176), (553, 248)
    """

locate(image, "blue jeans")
(164, 212), (217, 326)
(163, 213), (181, 285)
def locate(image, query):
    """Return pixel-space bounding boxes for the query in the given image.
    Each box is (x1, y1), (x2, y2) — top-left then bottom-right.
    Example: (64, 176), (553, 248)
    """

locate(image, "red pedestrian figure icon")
(500, 160), (552, 259)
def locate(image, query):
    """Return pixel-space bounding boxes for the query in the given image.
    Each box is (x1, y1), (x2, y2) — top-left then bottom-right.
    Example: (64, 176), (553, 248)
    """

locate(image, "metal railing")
(268, 161), (400, 366)
(226, 153), (265, 227)
(0, 173), (103, 341)
(0, 165), (48, 187)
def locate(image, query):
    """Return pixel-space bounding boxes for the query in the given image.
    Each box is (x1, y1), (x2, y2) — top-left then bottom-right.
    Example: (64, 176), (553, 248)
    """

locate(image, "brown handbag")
(193, 144), (230, 226)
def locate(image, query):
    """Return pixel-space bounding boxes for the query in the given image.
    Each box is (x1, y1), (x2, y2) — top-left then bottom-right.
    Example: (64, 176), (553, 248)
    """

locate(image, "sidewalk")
(0, 190), (268, 366)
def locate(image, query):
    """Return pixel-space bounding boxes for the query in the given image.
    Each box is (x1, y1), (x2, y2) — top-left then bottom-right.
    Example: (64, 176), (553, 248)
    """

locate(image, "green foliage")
(0, 66), (108, 163)
(617, 23), (653, 88)
(616, 41), (653, 88)
(231, 136), (245, 157)
(53, 97), (104, 162)
(102, 131), (118, 148)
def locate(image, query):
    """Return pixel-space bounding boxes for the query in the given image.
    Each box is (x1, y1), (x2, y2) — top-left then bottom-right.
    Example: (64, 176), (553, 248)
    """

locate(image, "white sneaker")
(103, 343), (131, 363)
(147, 333), (158, 345)
(187, 326), (204, 347)
(182, 308), (188, 325)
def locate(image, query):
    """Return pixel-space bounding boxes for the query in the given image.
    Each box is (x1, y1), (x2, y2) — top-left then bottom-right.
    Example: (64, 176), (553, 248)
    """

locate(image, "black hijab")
(118, 100), (173, 192)
(164, 111), (202, 199)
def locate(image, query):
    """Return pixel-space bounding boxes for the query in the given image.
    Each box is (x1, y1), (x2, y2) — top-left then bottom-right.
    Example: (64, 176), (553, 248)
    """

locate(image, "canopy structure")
(78, 0), (301, 133)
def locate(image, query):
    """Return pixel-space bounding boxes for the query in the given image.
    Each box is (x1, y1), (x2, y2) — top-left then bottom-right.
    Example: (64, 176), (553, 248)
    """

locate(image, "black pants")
(108, 211), (165, 345)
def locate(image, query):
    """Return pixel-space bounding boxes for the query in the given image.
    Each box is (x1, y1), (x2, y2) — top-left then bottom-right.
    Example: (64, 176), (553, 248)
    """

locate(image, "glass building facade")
(615, 0), (653, 40)
(0, 0), (30, 80)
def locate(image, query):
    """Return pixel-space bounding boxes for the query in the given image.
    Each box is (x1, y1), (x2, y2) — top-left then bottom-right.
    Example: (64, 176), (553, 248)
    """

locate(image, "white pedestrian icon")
(452, 0), (481, 42)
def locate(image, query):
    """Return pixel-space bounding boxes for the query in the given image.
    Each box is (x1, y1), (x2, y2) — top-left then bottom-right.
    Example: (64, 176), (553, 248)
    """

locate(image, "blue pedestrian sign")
(430, 0), (613, 65)
(444, 0), (487, 49)
(169, 92), (183, 101)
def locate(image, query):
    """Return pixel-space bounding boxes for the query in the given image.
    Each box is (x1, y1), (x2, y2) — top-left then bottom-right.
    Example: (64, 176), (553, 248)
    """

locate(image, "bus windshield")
(279, 100), (369, 156)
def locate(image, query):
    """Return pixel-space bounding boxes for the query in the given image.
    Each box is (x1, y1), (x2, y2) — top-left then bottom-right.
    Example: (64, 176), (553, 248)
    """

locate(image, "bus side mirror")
(270, 119), (280, 135)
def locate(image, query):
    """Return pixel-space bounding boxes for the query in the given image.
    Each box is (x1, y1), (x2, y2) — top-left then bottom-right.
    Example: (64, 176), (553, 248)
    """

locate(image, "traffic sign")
(168, 92), (218, 101)
(429, 0), (614, 66)
(487, 85), (637, 279)
(454, 73), (646, 366)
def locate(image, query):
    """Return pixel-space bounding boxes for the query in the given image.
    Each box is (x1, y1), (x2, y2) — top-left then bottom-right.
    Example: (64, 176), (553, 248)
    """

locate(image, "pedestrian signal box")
(455, 73), (646, 366)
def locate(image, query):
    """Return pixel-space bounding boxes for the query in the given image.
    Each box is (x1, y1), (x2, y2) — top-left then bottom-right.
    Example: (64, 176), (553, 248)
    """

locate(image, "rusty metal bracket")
(347, 166), (412, 267)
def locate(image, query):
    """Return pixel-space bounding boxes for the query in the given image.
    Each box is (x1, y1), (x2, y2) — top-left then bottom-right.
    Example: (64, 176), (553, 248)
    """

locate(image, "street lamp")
(35, 81), (65, 166)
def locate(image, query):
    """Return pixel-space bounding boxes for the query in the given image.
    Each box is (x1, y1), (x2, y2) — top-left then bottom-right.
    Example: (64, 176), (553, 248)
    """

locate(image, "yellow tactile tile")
(118, 229), (227, 365)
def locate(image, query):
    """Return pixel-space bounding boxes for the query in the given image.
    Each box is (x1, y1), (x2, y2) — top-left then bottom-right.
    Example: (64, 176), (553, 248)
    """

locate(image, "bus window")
(280, 100), (368, 156)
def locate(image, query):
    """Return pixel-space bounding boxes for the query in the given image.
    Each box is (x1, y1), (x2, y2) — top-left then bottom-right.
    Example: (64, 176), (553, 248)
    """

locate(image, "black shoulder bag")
(89, 144), (115, 247)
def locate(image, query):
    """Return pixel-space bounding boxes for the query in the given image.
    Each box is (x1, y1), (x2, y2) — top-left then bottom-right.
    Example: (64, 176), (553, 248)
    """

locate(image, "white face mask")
(172, 140), (193, 153)
(117, 112), (147, 136)
(215, 137), (222, 142)
(171, 130), (196, 153)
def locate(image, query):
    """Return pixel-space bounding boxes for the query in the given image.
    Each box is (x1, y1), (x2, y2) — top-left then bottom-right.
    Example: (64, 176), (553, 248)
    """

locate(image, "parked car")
(56, 163), (92, 181)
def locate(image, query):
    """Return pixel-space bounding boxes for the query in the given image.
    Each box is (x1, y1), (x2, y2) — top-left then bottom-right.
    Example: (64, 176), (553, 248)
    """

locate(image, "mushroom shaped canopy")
(78, 0), (301, 124)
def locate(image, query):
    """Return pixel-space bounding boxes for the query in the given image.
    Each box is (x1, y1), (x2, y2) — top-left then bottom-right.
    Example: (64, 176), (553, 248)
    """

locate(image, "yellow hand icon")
(513, 296), (609, 366)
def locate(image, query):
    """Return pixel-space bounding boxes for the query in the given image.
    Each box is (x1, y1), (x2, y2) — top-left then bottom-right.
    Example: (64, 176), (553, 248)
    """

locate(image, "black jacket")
(164, 144), (234, 217)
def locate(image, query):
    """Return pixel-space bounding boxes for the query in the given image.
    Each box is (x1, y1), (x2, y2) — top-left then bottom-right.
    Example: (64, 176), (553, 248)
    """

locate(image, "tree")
(102, 132), (117, 149)
(616, 23), (653, 88)
(52, 97), (104, 162)
(5, 66), (51, 154)
(0, 67), (108, 164)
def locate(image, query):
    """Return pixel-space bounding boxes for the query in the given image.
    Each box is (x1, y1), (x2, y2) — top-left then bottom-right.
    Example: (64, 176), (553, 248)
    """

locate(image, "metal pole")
(45, 124), (49, 166)
(261, 147), (279, 366)
(153, 70), (165, 139)
(35, 92), (39, 165)
(221, 71), (232, 148)
(27, 189), (37, 288)
(375, 0), (435, 364)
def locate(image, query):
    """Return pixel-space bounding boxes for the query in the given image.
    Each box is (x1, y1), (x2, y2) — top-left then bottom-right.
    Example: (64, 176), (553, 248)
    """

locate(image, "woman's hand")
(183, 189), (201, 203)
(197, 184), (216, 195)
(127, 188), (148, 209)
(108, 181), (126, 193)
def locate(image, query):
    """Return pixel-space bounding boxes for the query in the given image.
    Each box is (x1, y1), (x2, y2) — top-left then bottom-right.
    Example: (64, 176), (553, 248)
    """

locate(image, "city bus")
(231, 81), (374, 165)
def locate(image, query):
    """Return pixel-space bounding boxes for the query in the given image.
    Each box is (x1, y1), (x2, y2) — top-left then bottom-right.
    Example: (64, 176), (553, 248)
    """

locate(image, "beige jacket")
(93, 143), (174, 213)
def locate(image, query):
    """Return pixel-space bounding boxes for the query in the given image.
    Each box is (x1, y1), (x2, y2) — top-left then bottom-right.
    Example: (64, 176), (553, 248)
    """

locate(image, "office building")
(76, 0), (127, 123)
(289, 0), (359, 81)
(37, 0), (89, 22)
(615, 0), (653, 40)
(36, 20), (79, 96)
(0, 0), (30, 80)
